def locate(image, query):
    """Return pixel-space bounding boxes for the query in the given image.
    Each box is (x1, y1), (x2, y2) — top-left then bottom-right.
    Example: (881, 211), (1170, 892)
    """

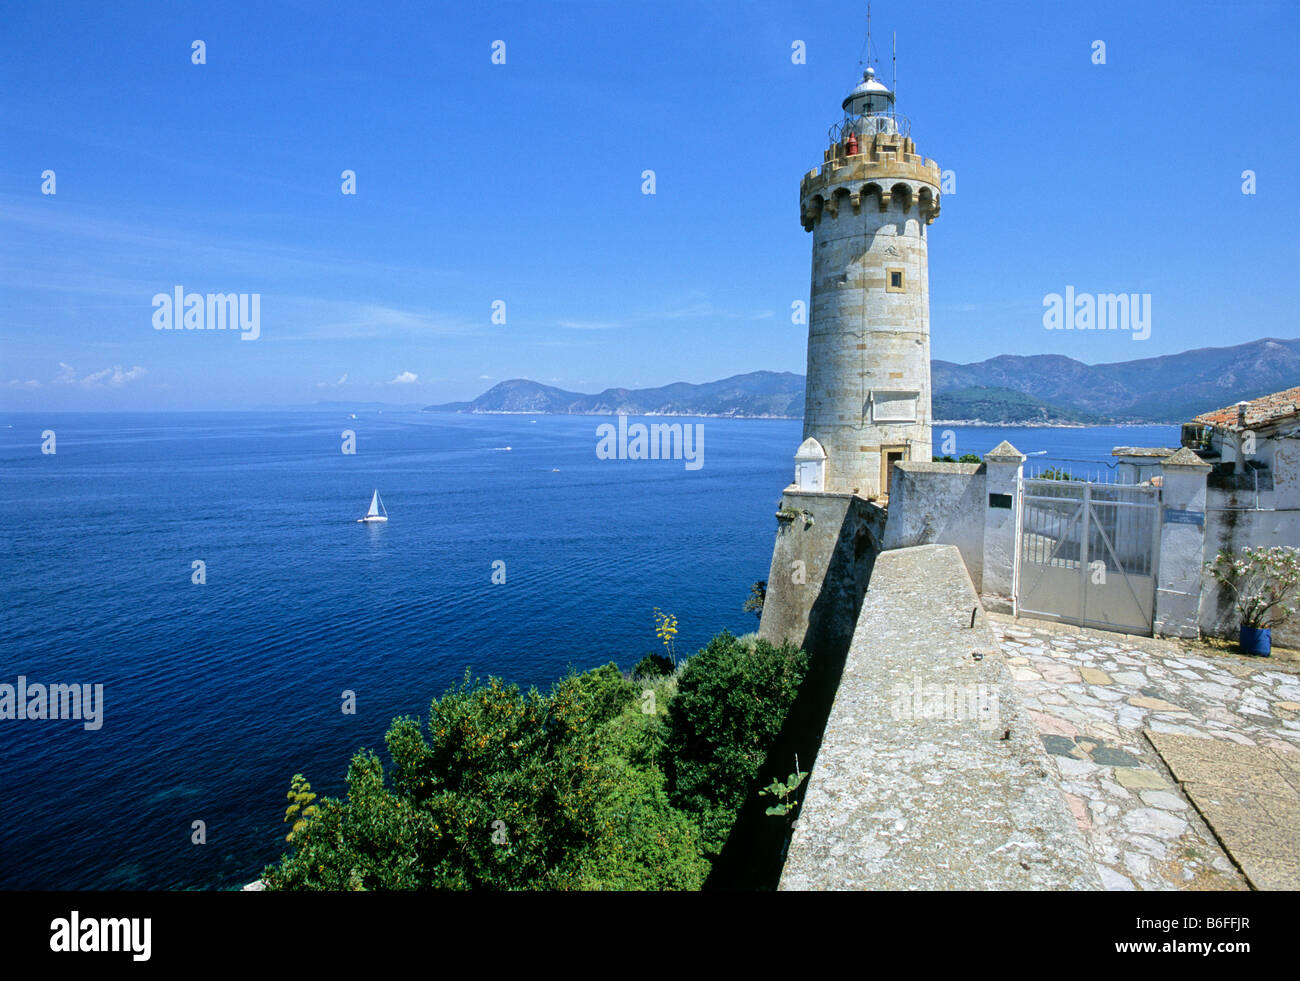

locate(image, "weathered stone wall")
(881, 461), (985, 591)
(779, 544), (1099, 890)
(757, 490), (885, 661)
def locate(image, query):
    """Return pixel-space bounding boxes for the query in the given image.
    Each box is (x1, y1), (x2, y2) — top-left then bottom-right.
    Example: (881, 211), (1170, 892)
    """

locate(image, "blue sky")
(2, 0), (1296, 410)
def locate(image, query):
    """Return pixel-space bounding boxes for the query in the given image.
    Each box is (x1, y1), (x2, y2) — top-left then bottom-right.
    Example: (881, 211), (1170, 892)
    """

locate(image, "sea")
(0, 413), (1178, 890)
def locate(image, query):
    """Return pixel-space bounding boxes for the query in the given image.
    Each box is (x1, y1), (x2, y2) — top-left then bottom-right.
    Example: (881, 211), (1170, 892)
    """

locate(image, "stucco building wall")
(881, 461), (985, 591)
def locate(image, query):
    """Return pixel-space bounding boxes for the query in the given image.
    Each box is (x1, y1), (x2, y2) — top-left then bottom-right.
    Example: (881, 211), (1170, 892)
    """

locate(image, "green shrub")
(1040, 467), (1077, 481)
(661, 631), (809, 854)
(261, 750), (430, 890)
(578, 696), (709, 890)
(263, 663), (708, 891)
(568, 662), (637, 725)
(262, 632), (814, 890)
(632, 652), (674, 679)
(265, 674), (603, 890)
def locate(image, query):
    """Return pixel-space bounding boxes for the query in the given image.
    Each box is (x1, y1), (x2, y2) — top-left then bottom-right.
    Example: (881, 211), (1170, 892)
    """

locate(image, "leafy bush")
(265, 674), (599, 890)
(577, 693), (709, 890)
(632, 652), (674, 679)
(661, 631), (809, 854)
(263, 628), (814, 890)
(1039, 467), (1077, 481)
(568, 661), (636, 724)
(262, 750), (428, 890)
(1206, 545), (1300, 629)
(263, 663), (708, 891)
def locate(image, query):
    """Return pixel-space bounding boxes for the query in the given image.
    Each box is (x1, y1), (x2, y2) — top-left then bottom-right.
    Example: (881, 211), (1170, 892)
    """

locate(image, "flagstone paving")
(991, 614), (1300, 891)
(1145, 731), (1300, 890)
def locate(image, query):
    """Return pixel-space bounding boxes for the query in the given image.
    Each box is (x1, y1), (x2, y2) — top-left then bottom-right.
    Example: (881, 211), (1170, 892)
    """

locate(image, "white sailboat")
(357, 489), (388, 523)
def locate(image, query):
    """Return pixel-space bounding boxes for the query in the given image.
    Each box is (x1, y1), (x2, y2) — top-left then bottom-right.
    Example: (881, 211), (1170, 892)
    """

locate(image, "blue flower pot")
(1240, 626), (1271, 657)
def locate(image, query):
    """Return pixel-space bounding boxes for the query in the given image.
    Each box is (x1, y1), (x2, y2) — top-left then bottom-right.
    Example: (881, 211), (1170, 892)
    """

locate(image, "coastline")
(421, 409), (1178, 427)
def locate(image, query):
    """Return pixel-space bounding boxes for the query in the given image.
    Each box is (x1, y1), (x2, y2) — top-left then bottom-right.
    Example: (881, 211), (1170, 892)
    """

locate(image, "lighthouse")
(795, 64), (942, 499)
(758, 48), (943, 658)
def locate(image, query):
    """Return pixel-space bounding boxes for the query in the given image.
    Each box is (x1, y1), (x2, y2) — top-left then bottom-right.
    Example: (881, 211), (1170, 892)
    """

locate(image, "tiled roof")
(1193, 386), (1300, 431)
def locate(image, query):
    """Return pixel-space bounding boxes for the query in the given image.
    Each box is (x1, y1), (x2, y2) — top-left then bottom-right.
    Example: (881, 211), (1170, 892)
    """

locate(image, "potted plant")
(1205, 546), (1300, 656)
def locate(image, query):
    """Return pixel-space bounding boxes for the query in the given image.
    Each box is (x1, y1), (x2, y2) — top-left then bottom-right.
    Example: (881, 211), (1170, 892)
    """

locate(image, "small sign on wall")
(989, 493), (1013, 510)
(869, 390), (918, 423)
(1163, 508), (1205, 526)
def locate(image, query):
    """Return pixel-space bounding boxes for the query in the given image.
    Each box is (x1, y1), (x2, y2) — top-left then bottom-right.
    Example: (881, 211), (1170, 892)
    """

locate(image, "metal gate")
(1013, 476), (1161, 634)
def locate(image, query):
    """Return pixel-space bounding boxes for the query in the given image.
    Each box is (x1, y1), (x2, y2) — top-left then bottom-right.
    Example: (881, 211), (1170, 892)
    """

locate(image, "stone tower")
(759, 56), (941, 660)
(797, 66), (941, 500)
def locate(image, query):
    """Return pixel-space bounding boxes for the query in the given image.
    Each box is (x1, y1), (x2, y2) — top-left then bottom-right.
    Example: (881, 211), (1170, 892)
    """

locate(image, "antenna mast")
(892, 31), (897, 99)
(860, 4), (872, 71)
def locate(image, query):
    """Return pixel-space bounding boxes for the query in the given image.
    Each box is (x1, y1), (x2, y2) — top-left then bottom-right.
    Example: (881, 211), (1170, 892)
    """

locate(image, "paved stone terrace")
(992, 614), (1300, 890)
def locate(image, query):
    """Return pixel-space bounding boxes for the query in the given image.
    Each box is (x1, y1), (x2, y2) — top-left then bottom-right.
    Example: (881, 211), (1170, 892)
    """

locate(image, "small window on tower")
(887, 268), (906, 293)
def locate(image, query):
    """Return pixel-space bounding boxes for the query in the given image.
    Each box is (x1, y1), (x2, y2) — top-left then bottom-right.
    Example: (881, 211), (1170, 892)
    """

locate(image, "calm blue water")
(0, 413), (1176, 889)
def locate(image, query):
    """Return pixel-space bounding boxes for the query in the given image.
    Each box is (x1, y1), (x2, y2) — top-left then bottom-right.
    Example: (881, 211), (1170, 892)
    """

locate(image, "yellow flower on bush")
(653, 607), (679, 666)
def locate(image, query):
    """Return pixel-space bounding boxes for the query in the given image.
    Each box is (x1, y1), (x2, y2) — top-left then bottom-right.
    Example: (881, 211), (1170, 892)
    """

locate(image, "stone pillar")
(981, 441), (1025, 612)
(1154, 448), (1211, 638)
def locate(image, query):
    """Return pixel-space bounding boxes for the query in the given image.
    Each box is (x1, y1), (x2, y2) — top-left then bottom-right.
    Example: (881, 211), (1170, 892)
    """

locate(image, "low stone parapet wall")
(779, 544), (1099, 890)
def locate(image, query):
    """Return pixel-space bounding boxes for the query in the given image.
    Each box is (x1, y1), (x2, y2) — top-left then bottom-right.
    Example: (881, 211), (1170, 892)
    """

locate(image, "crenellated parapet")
(800, 131), (942, 231)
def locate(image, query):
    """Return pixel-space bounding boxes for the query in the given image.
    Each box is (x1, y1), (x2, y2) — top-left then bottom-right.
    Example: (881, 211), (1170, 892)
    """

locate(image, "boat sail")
(357, 489), (388, 523)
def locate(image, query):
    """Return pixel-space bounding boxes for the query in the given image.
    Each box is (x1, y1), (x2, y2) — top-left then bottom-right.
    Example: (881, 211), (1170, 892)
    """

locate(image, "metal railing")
(828, 111), (912, 145)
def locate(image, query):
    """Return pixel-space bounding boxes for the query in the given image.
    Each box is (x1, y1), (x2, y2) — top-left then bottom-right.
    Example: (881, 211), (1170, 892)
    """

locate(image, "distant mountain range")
(423, 337), (1300, 425)
(426, 372), (805, 419)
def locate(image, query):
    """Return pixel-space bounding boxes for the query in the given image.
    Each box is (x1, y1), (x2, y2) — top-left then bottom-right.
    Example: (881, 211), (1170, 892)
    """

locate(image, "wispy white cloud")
(50, 362), (148, 388)
(389, 370), (418, 385)
(0, 195), (457, 290)
(83, 365), (148, 386)
(276, 299), (480, 341)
